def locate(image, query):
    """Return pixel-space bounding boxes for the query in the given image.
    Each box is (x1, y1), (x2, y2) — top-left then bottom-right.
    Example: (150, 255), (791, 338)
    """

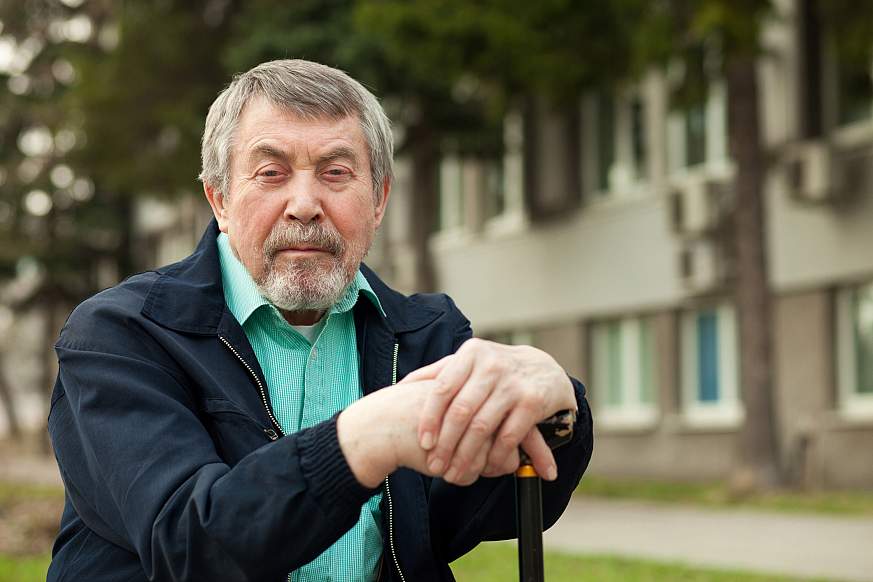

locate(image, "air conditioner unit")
(840, 148), (873, 199)
(670, 176), (731, 237)
(678, 239), (730, 293)
(787, 142), (841, 203)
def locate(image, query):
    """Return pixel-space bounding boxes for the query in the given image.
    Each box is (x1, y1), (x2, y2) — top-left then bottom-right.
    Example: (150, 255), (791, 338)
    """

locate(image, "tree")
(0, 0), (243, 444)
(224, 0), (506, 292)
(352, 0), (783, 488)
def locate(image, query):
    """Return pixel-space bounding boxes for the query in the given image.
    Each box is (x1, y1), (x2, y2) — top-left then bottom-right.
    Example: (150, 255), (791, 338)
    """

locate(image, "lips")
(280, 246), (330, 253)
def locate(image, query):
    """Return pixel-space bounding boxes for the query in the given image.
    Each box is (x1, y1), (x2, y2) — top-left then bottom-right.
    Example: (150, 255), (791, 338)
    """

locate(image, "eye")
(321, 165), (353, 182)
(255, 165), (286, 182)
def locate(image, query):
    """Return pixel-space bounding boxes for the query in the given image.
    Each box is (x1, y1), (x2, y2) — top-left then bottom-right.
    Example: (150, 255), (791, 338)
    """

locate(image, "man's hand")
(337, 380), (441, 488)
(402, 338), (576, 486)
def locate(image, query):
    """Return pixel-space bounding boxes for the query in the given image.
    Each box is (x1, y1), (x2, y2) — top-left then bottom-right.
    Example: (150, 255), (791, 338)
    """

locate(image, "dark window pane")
(631, 97), (648, 180)
(484, 159), (505, 219)
(596, 93), (616, 192)
(855, 286), (873, 394)
(607, 322), (623, 405)
(685, 102), (707, 167)
(697, 310), (720, 402)
(837, 58), (873, 126)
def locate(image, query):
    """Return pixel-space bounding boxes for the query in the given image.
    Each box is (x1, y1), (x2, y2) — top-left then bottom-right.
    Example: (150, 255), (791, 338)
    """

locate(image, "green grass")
(0, 554), (50, 582)
(452, 542), (841, 582)
(0, 481), (64, 506)
(4, 547), (841, 582)
(577, 475), (873, 516)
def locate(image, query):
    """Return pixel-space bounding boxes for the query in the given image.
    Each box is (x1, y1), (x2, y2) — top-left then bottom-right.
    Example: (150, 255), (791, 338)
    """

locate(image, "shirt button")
(311, 347), (318, 359)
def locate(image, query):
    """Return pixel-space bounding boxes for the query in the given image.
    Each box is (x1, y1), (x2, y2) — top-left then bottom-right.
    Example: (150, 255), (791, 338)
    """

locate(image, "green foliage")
(69, 0), (236, 198)
(820, 0), (873, 67)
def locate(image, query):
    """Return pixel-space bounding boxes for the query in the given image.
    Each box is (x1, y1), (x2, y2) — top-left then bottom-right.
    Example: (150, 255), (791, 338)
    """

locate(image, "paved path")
(544, 498), (873, 582)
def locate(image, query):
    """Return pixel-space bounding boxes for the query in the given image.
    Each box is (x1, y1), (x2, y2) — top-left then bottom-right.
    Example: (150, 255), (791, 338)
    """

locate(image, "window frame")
(581, 85), (652, 202)
(836, 283), (873, 419)
(591, 316), (660, 429)
(680, 304), (743, 428)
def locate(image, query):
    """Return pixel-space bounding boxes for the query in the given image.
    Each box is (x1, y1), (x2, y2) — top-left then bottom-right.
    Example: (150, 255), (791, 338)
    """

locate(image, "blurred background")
(0, 0), (872, 580)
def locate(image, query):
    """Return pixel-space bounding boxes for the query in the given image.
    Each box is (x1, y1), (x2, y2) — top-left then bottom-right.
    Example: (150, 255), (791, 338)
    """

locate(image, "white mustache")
(263, 222), (344, 259)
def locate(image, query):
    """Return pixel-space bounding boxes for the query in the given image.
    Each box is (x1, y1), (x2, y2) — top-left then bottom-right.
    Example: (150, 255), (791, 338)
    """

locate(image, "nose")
(283, 172), (324, 225)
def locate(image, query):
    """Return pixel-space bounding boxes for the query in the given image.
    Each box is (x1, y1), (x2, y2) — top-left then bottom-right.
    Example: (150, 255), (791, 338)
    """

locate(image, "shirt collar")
(216, 232), (384, 326)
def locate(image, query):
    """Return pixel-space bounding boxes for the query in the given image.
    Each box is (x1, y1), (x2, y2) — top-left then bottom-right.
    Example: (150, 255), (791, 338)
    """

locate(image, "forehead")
(233, 96), (367, 162)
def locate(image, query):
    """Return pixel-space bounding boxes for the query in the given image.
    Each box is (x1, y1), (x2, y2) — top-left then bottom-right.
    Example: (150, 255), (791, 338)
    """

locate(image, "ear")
(203, 182), (230, 233)
(373, 178), (391, 229)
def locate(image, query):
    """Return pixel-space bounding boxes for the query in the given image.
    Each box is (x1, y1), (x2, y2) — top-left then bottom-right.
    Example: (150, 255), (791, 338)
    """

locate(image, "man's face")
(206, 97), (389, 313)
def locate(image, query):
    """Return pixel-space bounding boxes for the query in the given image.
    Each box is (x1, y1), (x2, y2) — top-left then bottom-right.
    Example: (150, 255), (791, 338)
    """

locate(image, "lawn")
(577, 475), (873, 515)
(0, 554), (50, 582)
(0, 547), (842, 582)
(451, 542), (842, 582)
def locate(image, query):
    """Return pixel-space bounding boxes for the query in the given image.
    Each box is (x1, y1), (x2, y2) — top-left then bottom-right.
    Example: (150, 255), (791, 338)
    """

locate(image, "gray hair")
(199, 59), (394, 199)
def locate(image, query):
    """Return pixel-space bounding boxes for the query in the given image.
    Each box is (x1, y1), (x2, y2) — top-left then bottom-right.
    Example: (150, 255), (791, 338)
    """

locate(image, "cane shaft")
(515, 465), (544, 582)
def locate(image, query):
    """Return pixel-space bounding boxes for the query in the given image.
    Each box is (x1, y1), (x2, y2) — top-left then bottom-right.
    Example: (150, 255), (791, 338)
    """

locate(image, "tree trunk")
(0, 358), (21, 439)
(408, 122), (439, 293)
(727, 55), (781, 489)
(38, 293), (63, 454)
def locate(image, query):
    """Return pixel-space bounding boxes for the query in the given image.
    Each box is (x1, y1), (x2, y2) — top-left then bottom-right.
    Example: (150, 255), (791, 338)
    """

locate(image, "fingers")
(441, 389), (512, 483)
(445, 437), (492, 486)
(416, 351), (476, 453)
(520, 428), (557, 481)
(399, 355), (451, 384)
(424, 358), (502, 475)
(483, 392), (541, 472)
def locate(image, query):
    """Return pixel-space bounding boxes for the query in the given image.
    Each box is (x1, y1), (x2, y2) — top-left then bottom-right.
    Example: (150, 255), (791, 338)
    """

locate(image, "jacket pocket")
(200, 397), (275, 465)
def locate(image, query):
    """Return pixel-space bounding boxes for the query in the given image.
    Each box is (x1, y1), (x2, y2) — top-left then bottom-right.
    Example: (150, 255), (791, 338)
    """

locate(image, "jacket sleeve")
(426, 305), (594, 562)
(49, 310), (377, 581)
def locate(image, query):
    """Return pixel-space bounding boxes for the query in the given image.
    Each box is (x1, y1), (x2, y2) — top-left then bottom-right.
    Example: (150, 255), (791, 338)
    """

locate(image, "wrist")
(337, 395), (399, 488)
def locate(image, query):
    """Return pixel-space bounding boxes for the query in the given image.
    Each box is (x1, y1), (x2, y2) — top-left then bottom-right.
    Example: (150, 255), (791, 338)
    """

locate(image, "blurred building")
(3, 0), (868, 491)
(377, 0), (873, 489)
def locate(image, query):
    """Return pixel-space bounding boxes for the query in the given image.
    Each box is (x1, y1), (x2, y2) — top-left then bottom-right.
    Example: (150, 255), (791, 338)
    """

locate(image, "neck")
(281, 309), (326, 326)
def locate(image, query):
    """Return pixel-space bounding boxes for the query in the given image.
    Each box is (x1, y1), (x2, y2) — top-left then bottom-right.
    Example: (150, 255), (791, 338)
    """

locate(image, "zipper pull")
(264, 428), (279, 441)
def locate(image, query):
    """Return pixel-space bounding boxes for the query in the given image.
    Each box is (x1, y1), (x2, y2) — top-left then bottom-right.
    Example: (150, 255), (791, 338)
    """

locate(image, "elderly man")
(48, 60), (593, 581)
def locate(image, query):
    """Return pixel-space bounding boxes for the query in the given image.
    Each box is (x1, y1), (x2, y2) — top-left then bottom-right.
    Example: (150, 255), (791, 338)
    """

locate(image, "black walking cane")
(516, 409), (576, 582)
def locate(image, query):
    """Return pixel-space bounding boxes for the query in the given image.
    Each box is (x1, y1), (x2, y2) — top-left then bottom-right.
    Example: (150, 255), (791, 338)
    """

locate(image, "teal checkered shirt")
(217, 233), (384, 582)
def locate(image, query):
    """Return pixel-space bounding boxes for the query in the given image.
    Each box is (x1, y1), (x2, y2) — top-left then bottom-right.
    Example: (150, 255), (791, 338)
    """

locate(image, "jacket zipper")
(218, 335), (283, 439)
(384, 340), (406, 582)
(220, 335), (402, 581)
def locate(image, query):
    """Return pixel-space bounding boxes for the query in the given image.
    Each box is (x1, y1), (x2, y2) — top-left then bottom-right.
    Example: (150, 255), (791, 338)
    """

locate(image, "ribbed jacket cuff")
(297, 414), (379, 516)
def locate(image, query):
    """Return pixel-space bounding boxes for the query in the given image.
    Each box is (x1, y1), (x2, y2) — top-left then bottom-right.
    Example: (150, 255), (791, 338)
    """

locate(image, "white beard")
(253, 221), (371, 312)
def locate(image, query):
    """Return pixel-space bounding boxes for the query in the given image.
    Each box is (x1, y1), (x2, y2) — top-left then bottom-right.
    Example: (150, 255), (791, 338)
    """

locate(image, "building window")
(630, 95), (649, 182)
(835, 56), (873, 127)
(837, 282), (873, 418)
(680, 305), (742, 426)
(437, 153), (465, 233)
(591, 317), (658, 427)
(583, 87), (650, 198)
(595, 92), (616, 194)
(684, 99), (707, 167)
(666, 49), (729, 174)
(483, 158), (505, 220)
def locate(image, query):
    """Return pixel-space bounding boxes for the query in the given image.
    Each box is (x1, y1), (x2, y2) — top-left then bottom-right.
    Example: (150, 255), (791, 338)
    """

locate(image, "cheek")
(228, 212), (275, 274)
(331, 197), (377, 241)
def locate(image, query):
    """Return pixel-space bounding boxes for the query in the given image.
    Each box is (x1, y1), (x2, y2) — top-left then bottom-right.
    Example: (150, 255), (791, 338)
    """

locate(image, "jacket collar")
(142, 219), (441, 336)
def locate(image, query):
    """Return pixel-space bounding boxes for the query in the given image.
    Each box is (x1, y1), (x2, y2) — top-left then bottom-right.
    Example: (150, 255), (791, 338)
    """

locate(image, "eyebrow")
(245, 143), (361, 170)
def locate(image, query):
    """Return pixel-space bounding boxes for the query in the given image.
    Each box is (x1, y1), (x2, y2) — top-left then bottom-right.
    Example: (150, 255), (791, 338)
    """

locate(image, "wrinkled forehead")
(233, 96), (365, 155)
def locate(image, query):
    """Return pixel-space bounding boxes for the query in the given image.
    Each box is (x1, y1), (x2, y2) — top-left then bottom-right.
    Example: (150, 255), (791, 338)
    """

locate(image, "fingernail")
(546, 465), (558, 481)
(444, 467), (458, 482)
(420, 431), (435, 450)
(428, 457), (445, 474)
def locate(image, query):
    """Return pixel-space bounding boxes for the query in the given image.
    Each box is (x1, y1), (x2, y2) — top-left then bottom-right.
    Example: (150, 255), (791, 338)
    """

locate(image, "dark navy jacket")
(47, 220), (593, 581)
